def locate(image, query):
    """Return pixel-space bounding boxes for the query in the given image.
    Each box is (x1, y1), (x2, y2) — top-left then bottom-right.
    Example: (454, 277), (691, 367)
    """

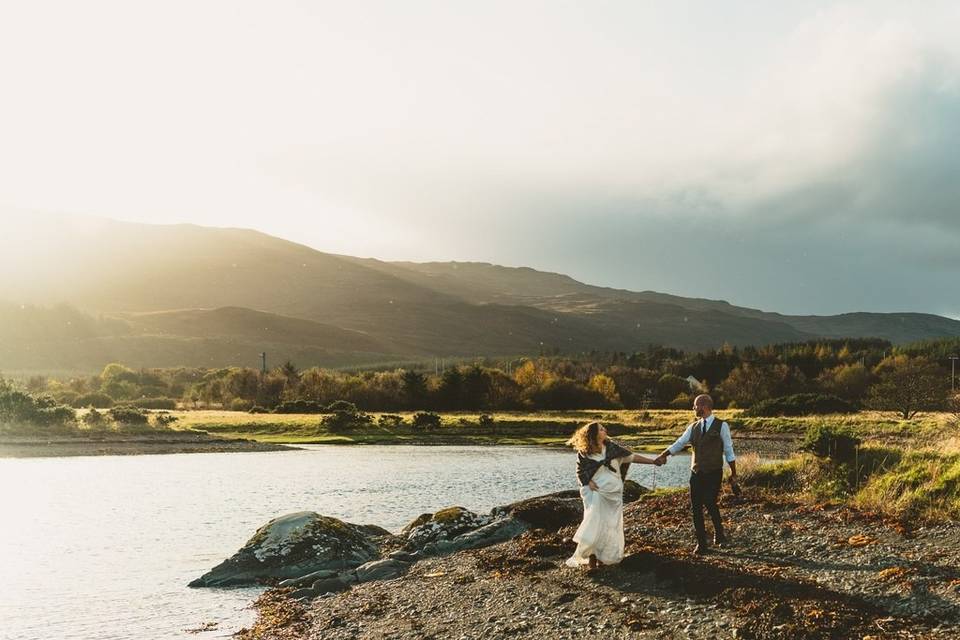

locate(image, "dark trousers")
(689, 469), (724, 543)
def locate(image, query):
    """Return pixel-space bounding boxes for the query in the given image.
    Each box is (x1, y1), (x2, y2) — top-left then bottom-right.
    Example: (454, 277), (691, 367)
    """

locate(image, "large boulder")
(420, 516), (530, 556)
(354, 558), (410, 582)
(494, 491), (583, 530)
(189, 511), (394, 587)
(403, 506), (491, 550)
(623, 479), (650, 503)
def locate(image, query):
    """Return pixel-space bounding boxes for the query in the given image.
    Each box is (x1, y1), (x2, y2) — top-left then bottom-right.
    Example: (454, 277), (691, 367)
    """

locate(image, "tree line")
(15, 337), (960, 417)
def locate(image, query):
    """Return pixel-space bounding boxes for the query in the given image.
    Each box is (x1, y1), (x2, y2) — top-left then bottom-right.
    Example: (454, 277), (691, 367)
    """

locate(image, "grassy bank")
(740, 436), (960, 522)
(169, 409), (956, 449)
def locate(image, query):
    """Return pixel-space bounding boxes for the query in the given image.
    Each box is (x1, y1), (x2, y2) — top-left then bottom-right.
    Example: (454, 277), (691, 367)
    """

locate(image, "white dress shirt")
(667, 414), (736, 463)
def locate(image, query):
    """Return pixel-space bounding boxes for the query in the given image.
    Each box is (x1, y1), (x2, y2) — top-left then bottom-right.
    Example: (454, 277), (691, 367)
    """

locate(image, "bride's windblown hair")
(566, 421), (602, 455)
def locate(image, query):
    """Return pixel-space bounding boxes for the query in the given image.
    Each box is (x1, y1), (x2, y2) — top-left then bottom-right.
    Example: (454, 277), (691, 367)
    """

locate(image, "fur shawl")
(575, 439), (633, 487)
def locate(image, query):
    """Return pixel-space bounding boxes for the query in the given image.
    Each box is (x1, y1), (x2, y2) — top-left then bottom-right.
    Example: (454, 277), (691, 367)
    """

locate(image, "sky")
(1, 1), (958, 318)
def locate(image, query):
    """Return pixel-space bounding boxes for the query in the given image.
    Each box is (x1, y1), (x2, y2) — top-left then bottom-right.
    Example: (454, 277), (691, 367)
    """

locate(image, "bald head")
(693, 394), (714, 417)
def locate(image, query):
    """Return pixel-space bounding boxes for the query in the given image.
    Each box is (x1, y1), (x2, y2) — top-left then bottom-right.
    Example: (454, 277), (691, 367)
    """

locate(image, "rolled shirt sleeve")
(667, 423), (694, 456)
(720, 421), (736, 463)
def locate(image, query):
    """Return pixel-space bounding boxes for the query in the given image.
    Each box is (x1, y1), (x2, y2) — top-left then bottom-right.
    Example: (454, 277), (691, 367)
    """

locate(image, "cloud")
(1, 2), (958, 317)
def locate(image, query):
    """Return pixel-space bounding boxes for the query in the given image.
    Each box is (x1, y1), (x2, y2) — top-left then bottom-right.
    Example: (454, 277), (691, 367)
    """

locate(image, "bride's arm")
(630, 453), (662, 465)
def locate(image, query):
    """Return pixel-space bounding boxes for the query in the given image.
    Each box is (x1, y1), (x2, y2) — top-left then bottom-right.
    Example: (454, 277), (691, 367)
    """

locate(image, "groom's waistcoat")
(689, 418), (724, 473)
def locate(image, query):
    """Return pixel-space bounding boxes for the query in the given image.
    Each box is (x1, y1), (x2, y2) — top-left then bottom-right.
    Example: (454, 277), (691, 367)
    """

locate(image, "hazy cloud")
(0, 1), (958, 317)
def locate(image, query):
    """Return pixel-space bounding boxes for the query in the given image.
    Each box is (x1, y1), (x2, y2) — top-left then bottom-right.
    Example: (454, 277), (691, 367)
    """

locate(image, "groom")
(655, 394), (737, 555)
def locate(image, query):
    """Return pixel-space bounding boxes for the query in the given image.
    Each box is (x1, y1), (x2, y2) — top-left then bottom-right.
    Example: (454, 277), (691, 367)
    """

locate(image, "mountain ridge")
(1, 214), (958, 372)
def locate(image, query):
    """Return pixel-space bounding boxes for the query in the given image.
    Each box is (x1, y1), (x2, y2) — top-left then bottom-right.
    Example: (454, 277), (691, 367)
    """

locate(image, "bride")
(565, 422), (662, 569)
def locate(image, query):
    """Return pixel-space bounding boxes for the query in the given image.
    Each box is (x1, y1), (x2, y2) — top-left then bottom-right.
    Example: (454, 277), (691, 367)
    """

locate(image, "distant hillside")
(0, 304), (402, 372)
(1, 214), (959, 372)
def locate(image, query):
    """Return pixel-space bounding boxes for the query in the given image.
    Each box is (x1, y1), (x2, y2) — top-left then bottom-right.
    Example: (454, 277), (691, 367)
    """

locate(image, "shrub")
(82, 408), (106, 428)
(273, 400), (326, 414)
(744, 393), (856, 417)
(108, 406), (150, 426)
(132, 397), (177, 410)
(377, 414), (404, 428)
(326, 400), (358, 413)
(248, 405), (270, 414)
(153, 412), (179, 428)
(411, 411), (442, 431)
(801, 424), (861, 462)
(669, 392), (694, 410)
(479, 414), (495, 430)
(0, 387), (76, 428)
(229, 398), (253, 412)
(321, 408), (372, 433)
(55, 390), (80, 407)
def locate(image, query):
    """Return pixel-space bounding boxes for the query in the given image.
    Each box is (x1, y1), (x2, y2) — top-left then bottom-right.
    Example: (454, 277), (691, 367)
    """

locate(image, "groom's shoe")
(714, 533), (728, 548)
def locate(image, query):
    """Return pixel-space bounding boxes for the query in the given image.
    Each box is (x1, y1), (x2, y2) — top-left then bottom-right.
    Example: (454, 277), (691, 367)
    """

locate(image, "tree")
(588, 374), (621, 407)
(656, 374), (689, 404)
(400, 370), (428, 409)
(606, 366), (659, 408)
(486, 369), (521, 409)
(865, 355), (947, 419)
(719, 363), (804, 408)
(437, 367), (465, 410)
(816, 363), (872, 404)
(462, 365), (493, 410)
(513, 360), (550, 388)
(279, 361), (299, 383)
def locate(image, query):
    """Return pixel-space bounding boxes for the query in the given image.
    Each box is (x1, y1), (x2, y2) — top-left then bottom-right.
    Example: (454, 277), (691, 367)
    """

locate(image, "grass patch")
(743, 443), (960, 522)
(855, 449), (960, 521)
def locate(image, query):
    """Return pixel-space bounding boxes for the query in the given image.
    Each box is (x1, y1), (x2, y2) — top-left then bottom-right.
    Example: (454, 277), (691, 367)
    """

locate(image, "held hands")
(653, 453), (668, 466)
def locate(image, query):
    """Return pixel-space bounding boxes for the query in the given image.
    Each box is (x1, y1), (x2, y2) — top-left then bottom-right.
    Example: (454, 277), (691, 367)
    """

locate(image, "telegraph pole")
(259, 352), (267, 374)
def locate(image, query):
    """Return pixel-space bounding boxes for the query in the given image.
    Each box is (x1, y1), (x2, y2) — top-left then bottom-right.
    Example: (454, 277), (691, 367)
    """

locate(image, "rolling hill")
(1, 213), (958, 373)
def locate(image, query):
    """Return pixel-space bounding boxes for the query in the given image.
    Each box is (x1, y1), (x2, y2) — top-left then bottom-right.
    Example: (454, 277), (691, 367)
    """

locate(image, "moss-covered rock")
(189, 511), (396, 587)
(404, 506), (491, 549)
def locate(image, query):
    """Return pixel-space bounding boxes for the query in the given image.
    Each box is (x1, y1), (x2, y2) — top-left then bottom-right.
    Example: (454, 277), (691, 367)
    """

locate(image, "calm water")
(0, 445), (692, 640)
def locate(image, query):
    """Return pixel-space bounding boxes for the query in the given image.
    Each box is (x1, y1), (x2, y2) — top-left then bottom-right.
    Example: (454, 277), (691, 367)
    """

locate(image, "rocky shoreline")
(197, 483), (960, 640)
(0, 432), (296, 458)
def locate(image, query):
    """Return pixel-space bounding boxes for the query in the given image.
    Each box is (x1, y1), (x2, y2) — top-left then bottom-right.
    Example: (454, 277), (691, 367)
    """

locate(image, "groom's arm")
(656, 424), (694, 462)
(721, 421), (737, 482)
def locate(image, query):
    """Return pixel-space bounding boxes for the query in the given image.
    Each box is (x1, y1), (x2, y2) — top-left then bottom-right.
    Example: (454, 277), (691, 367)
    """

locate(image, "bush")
(55, 390), (80, 407)
(248, 405), (270, 414)
(229, 398), (253, 412)
(108, 406), (150, 426)
(411, 411), (441, 431)
(273, 400), (326, 414)
(82, 408), (106, 428)
(0, 387), (76, 428)
(479, 414), (495, 430)
(377, 414), (404, 428)
(744, 393), (856, 417)
(131, 397), (177, 410)
(153, 412), (179, 428)
(669, 392), (694, 410)
(321, 409), (372, 433)
(326, 400), (358, 413)
(801, 424), (861, 462)
(71, 392), (114, 409)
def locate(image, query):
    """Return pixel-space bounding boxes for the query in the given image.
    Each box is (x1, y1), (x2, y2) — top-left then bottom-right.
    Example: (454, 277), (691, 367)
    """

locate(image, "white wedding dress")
(565, 444), (625, 567)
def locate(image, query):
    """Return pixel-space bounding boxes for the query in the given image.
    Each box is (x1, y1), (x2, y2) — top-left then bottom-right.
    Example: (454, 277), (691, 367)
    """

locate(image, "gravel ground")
(238, 488), (960, 640)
